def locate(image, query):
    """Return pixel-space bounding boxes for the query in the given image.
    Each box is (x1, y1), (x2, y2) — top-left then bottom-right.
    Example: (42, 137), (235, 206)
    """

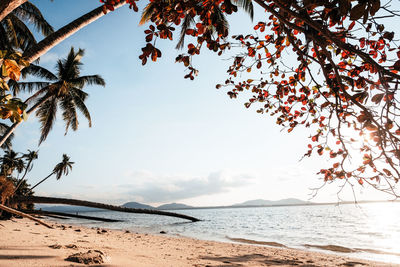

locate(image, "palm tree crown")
(24, 47), (105, 144)
(0, 150), (24, 176)
(0, 1), (53, 52)
(30, 153), (74, 191)
(53, 154), (73, 180)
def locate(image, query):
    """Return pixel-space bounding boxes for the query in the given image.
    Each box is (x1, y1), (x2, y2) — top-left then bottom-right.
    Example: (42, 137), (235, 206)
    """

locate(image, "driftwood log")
(0, 203), (53, 228)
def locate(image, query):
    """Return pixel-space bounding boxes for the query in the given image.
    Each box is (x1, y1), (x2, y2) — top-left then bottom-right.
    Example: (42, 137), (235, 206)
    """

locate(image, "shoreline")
(1, 218), (399, 266)
(54, 215), (400, 265)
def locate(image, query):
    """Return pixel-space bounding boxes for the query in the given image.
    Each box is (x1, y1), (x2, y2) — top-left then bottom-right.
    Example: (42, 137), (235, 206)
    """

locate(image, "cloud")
(122, 170), (253, 203)
(37, 52), (60, 64)
(36, 170), (255, 205)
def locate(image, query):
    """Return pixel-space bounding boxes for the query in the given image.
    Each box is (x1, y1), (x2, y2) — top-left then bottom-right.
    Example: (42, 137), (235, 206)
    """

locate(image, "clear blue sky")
(11, 0), (394, 206)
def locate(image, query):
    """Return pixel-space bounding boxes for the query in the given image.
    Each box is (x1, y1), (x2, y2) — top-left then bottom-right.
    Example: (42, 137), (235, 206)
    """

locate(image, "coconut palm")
(0, 47), (105, 146)
(13, 149), (38, 192)
(34, 47), (105, 143)
(0, 1), (53, 52)
(140, 0), (253, 49)
(30, 153), (73, 191)
(0, 150), (24, 176)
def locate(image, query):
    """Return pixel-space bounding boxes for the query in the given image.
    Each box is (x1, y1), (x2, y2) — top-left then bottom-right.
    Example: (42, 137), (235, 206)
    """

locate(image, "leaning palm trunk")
(22, 2), (126, 63)
(13, 196), (201, 222)
(0, 203), (53, 228)
(0, 88), (52, 148)
(0, 0), (27, 21)
(29, 171), (54, 191)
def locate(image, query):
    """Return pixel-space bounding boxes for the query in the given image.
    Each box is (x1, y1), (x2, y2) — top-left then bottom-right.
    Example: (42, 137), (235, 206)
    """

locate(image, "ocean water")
(51, 202), (400, 264)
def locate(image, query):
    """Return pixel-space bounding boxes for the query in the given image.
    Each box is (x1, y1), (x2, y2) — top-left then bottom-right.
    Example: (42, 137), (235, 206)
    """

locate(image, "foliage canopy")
(100, 0), (400, 197)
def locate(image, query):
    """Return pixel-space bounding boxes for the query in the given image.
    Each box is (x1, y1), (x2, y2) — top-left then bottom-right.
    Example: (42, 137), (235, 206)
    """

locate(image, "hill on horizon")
(157, 203), (194, 210)
(121, 202), (155, 210)
(36, 198), (313, 213)
(234, 198), (311, 207)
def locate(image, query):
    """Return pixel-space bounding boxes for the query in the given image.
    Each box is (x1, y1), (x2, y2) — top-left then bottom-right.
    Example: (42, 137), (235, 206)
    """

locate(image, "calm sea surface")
(51, 202), (400, 264)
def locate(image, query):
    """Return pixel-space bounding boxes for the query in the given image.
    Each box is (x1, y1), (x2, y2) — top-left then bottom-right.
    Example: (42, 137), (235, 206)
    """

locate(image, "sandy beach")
(0, 218), (398, 266)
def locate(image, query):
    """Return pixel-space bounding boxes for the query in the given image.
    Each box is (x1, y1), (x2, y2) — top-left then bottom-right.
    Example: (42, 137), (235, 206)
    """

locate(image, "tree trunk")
(13, 159), (33, 193)
(0, 203), (53, 228)
(23, 2), (126, 63)
(0, 92), (52, 148)
(13, 196), (201, 222)
(0, 0), (27, 22)
(29, 172), (54, 191)
(24, 209), (123, 222)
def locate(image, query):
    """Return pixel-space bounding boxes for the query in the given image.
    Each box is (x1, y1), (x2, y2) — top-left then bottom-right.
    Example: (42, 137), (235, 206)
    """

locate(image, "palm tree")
(0, 1), (53, 52)
(30, 153), (73, 191)
(0, 149), (24, 177)
(13, 149), (38, 192)
(140, 0), (253, 49)
(0, 47), (105, 147)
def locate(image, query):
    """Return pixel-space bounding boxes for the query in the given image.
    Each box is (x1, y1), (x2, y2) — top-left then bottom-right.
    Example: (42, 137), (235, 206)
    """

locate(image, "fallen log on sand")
(0, 203), (53, 228)
(13, 196), (201, 222)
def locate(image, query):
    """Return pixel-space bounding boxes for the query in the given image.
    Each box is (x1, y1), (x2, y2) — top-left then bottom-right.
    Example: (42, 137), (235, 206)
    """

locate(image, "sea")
(47, 202), (400, 264)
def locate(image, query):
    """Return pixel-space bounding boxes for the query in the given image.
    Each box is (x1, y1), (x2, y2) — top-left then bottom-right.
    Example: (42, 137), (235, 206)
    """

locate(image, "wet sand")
(0, 218), (399, 266)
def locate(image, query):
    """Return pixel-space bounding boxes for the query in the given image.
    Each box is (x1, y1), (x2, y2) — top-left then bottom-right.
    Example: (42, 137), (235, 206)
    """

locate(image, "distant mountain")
(235, 198), (311, 207)
(157, 203), (193, 210)
(122, 202), (155, 210)
(37, 205), (105, 213)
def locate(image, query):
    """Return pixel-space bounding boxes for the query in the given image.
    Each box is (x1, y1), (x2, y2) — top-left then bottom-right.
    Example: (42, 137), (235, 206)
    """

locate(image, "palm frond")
(140, 2), (158, 25)
(60, 94), (78, 134)
(36, 95), (58, 144)
(24, 85), (54, 105)
(0, 123), (14, 151)
(21, 64), (58, 81)
(59, 47), (83, 81)
(4, 17), (19, 48)
(14, 2), (54, 36)
(232, 0), (253, 20)
(6, 14), (36, 51)
(0, 24), (12, 50)
(8, 80), (51, 95)
(176, 15), (195, 49)
(70, 88), (91, 127)
(212, 6), (229, 36)
(69, 88), (88, 101)
(70, 75), (105, 88)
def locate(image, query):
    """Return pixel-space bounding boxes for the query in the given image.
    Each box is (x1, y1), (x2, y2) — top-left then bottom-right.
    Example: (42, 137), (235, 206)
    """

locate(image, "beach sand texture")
(0, 218), (398, 266)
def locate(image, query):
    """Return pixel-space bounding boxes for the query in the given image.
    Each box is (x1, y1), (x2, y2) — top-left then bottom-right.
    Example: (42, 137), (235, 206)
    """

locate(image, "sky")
(9, 0), (396, 206)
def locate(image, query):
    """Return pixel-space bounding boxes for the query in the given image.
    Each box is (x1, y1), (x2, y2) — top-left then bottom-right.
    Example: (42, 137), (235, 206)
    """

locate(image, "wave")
(304, 244), (355, 253)
(226, 237), (286, 248)
(305, 244), (400, 257)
